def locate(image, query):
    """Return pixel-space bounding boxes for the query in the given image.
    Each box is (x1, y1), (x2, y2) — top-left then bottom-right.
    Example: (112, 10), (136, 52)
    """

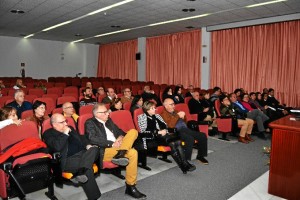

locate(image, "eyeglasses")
(54, 119), (68, 124)
(97, 110), (110, 114)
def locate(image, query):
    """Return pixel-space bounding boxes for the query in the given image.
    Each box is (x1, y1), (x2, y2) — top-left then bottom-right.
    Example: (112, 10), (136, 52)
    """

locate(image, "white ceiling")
(0, 0), (299, 44)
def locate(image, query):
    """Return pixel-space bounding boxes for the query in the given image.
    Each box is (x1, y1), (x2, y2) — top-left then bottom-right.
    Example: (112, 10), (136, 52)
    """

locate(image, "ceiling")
(0, 0), (299, 44)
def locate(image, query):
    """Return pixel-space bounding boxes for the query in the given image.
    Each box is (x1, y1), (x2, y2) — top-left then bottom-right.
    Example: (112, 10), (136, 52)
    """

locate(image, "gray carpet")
(100, 134), (271, 200)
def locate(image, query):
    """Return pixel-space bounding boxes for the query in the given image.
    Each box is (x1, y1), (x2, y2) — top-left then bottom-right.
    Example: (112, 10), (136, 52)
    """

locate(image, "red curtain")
(210, 20), (300, 107)
(146, 30), (201, 87)
(97, 39), (138, 81)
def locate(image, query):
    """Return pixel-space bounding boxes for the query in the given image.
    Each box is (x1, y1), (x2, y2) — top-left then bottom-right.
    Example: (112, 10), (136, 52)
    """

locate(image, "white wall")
(0, 36), (99, 79)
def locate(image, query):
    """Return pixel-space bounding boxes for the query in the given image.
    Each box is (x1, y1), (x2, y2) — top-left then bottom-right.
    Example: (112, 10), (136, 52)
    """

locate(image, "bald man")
(43, 113), (101, 200)
(62, 102), (79, 122)
(160, 98), (209, 165)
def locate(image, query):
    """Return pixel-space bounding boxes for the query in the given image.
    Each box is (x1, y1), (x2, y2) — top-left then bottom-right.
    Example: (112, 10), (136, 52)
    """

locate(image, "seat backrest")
(64, 86), (78, 94)
(79, 104), (94, 115)
(77, 113), (93, 135)
(42, 94), (59, 104)
(57, 96), (78, 106)
(123, 102), (132, 111)
(52, 107), (63, 114)
(174, 103), (193, 121)
(184, 96), (192, 105)
(214, 99), (222, 117)
(28, 88), (44, 97)
(47, 87), (63, 96)
(42, 117), (77, 134)
(33, 97), (56, 115)
(21, 109), (34, 120)
(0, 96), (14, 107)
(156, 106), (164, 115)
(110, 110), (135, 132)
(133, 108), (143, 132)
(0, 121), (39, 151)
(25, 94), (38, 103)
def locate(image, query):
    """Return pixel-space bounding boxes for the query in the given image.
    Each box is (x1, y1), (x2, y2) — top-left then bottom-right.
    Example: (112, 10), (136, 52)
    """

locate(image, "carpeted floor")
(100, 134), (271, 200)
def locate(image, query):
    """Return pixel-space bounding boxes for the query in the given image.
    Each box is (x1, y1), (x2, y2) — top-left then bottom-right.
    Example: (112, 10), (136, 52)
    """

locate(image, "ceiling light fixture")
(94, 29), (131, 37)
(246, 0), (287, 8)
(87, 0), (135, 16)
(10, 10), (25, 14)
(148, 13), (210, 26)
(24, 34), (34, 39)
(72, 39), (84, 43)
(42, 20), (73, 32)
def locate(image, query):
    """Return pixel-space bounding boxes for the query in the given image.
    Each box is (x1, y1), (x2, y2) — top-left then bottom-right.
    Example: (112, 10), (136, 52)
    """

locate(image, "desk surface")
(269, 115), (300, 132)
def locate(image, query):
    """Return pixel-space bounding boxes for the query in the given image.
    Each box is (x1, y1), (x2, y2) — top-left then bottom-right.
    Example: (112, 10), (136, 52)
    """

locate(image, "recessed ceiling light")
(182, 8), (196, 12)
(111, 25), (121, 28)
(10, 10), (25, 14)
(185, 26), (195, 29)
(19, 34), (27, 36)
(187, 0), (196, 1)
(75, 33), (82, 37)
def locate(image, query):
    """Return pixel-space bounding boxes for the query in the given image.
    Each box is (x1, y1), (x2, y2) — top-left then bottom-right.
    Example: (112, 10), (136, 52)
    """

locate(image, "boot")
(112, 150), (129, 166)
(125, 183), (146, 199)
(238, 136), (249, 144)
(177, 146), (196, 172)
(245, 134), (254, 142)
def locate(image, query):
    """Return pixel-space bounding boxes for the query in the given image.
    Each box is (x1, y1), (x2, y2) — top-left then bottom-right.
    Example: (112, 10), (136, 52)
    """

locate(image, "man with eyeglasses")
(62, 102), (79, 122)
(43, 113), (101, 200)
(102, 88), (117, 104)
(85, 103), (146, 199)
(121, 88), (133, 104)
(160, 98), (209, 165)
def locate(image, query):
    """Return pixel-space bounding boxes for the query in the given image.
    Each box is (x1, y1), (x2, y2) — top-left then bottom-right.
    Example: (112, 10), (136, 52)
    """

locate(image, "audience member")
(43, 113), (101, 200)
(102, 88), (116, 104)
(85, 81), (97, 96)
(120, 88), (133, 104)
(130, 95), (143, 116)
(141, 85), (161, 106)
(110, 98), (123, 112)
(267, 88), (289, 115)
(0, 80), (5, 88)
(210, 86), (222, 103)
(85, 103), (146, 199)
(79, 88), (97, 107)
(96, 87), (106, 96)
(26, 100), (49, 136)
(262, 88), (269, 94)
(188, 91), (212, 123)
(0, 107), (22, 129)
(234, 88), (243, 101)
(13, 79), (26, 89)
(229, 93), (269, 139)
(162, 86), (174, 101)
(62, 102), (79, 123)
(219, 95), (254, 143)
(173, 86), (184, 104)
(185, 85), (194, 97)
(160, 98), (209, 164)
(7, 90), (32, 119)
(138, 101), (195, 174)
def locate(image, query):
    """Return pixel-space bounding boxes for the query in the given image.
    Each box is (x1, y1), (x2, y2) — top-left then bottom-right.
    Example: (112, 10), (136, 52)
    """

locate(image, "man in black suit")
(85, 103), (146, 199)
(43, 113), (101, 200)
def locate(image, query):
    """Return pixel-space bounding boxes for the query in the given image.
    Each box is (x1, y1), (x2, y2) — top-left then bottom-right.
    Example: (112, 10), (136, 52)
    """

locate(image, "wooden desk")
(268, 115), (300, 200)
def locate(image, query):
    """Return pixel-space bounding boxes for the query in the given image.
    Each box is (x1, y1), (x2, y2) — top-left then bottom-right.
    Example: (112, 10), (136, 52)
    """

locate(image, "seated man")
(185, 85), (194, 97)
(62, 102), (79, 123)
(120, 88), (133, 104)
(188, 91), (212, 123)
(141, 85), (161, 106)
(85, 103), (146, 199)
(102, 87), (116, 104)
(7, 89), (32, 119)
(13, 79), (26, 89)
(86, 81), (97, 96)
(229, 93), (269, 139)
(160, 98), (209, 164)
(267, 88), (289, 116)
(43, 113), (101, 200)
(79, 87), (97, 107)
(209, 86), (222, 103)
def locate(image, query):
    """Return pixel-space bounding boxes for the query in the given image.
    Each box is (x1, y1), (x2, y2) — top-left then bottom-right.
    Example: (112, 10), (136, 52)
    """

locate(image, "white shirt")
(0, 119), (13, 129)
(96, 118), (116, 142)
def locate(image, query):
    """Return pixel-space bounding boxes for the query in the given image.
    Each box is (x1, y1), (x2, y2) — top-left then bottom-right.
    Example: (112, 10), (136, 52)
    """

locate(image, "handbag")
(133, 132), (157, 151)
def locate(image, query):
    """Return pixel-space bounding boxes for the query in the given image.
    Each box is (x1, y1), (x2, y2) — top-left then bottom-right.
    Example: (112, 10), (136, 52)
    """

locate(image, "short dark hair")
(213, 87), (221, 92)
(32, 100), (46, 110)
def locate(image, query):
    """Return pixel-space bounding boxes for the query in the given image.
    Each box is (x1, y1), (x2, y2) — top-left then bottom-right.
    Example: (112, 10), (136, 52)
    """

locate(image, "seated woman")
(137, 101), (196, 174)
(26, 100), (49, 137)
(162, 86), (174, 102)
(173, 86), (184, 104)
(219, 95), (254, 144)
(0, 106), (22, 129)
(110, 98), (123, 112)
(130, 95), (143, 116)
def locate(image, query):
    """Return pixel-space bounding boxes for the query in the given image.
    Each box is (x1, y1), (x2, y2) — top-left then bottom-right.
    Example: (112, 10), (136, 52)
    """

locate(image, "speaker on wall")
(136, 53), (141, 60)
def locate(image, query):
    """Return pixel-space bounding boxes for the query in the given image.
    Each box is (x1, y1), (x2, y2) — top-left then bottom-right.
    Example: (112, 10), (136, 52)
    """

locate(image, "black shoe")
(112, 150), (129, 166)
(186, 162), (196, 172)
(70, 174), (88, 184)
(125, 184), (147, 199)
(257, 132), (267, 140)
(197, 157), (209, 165)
